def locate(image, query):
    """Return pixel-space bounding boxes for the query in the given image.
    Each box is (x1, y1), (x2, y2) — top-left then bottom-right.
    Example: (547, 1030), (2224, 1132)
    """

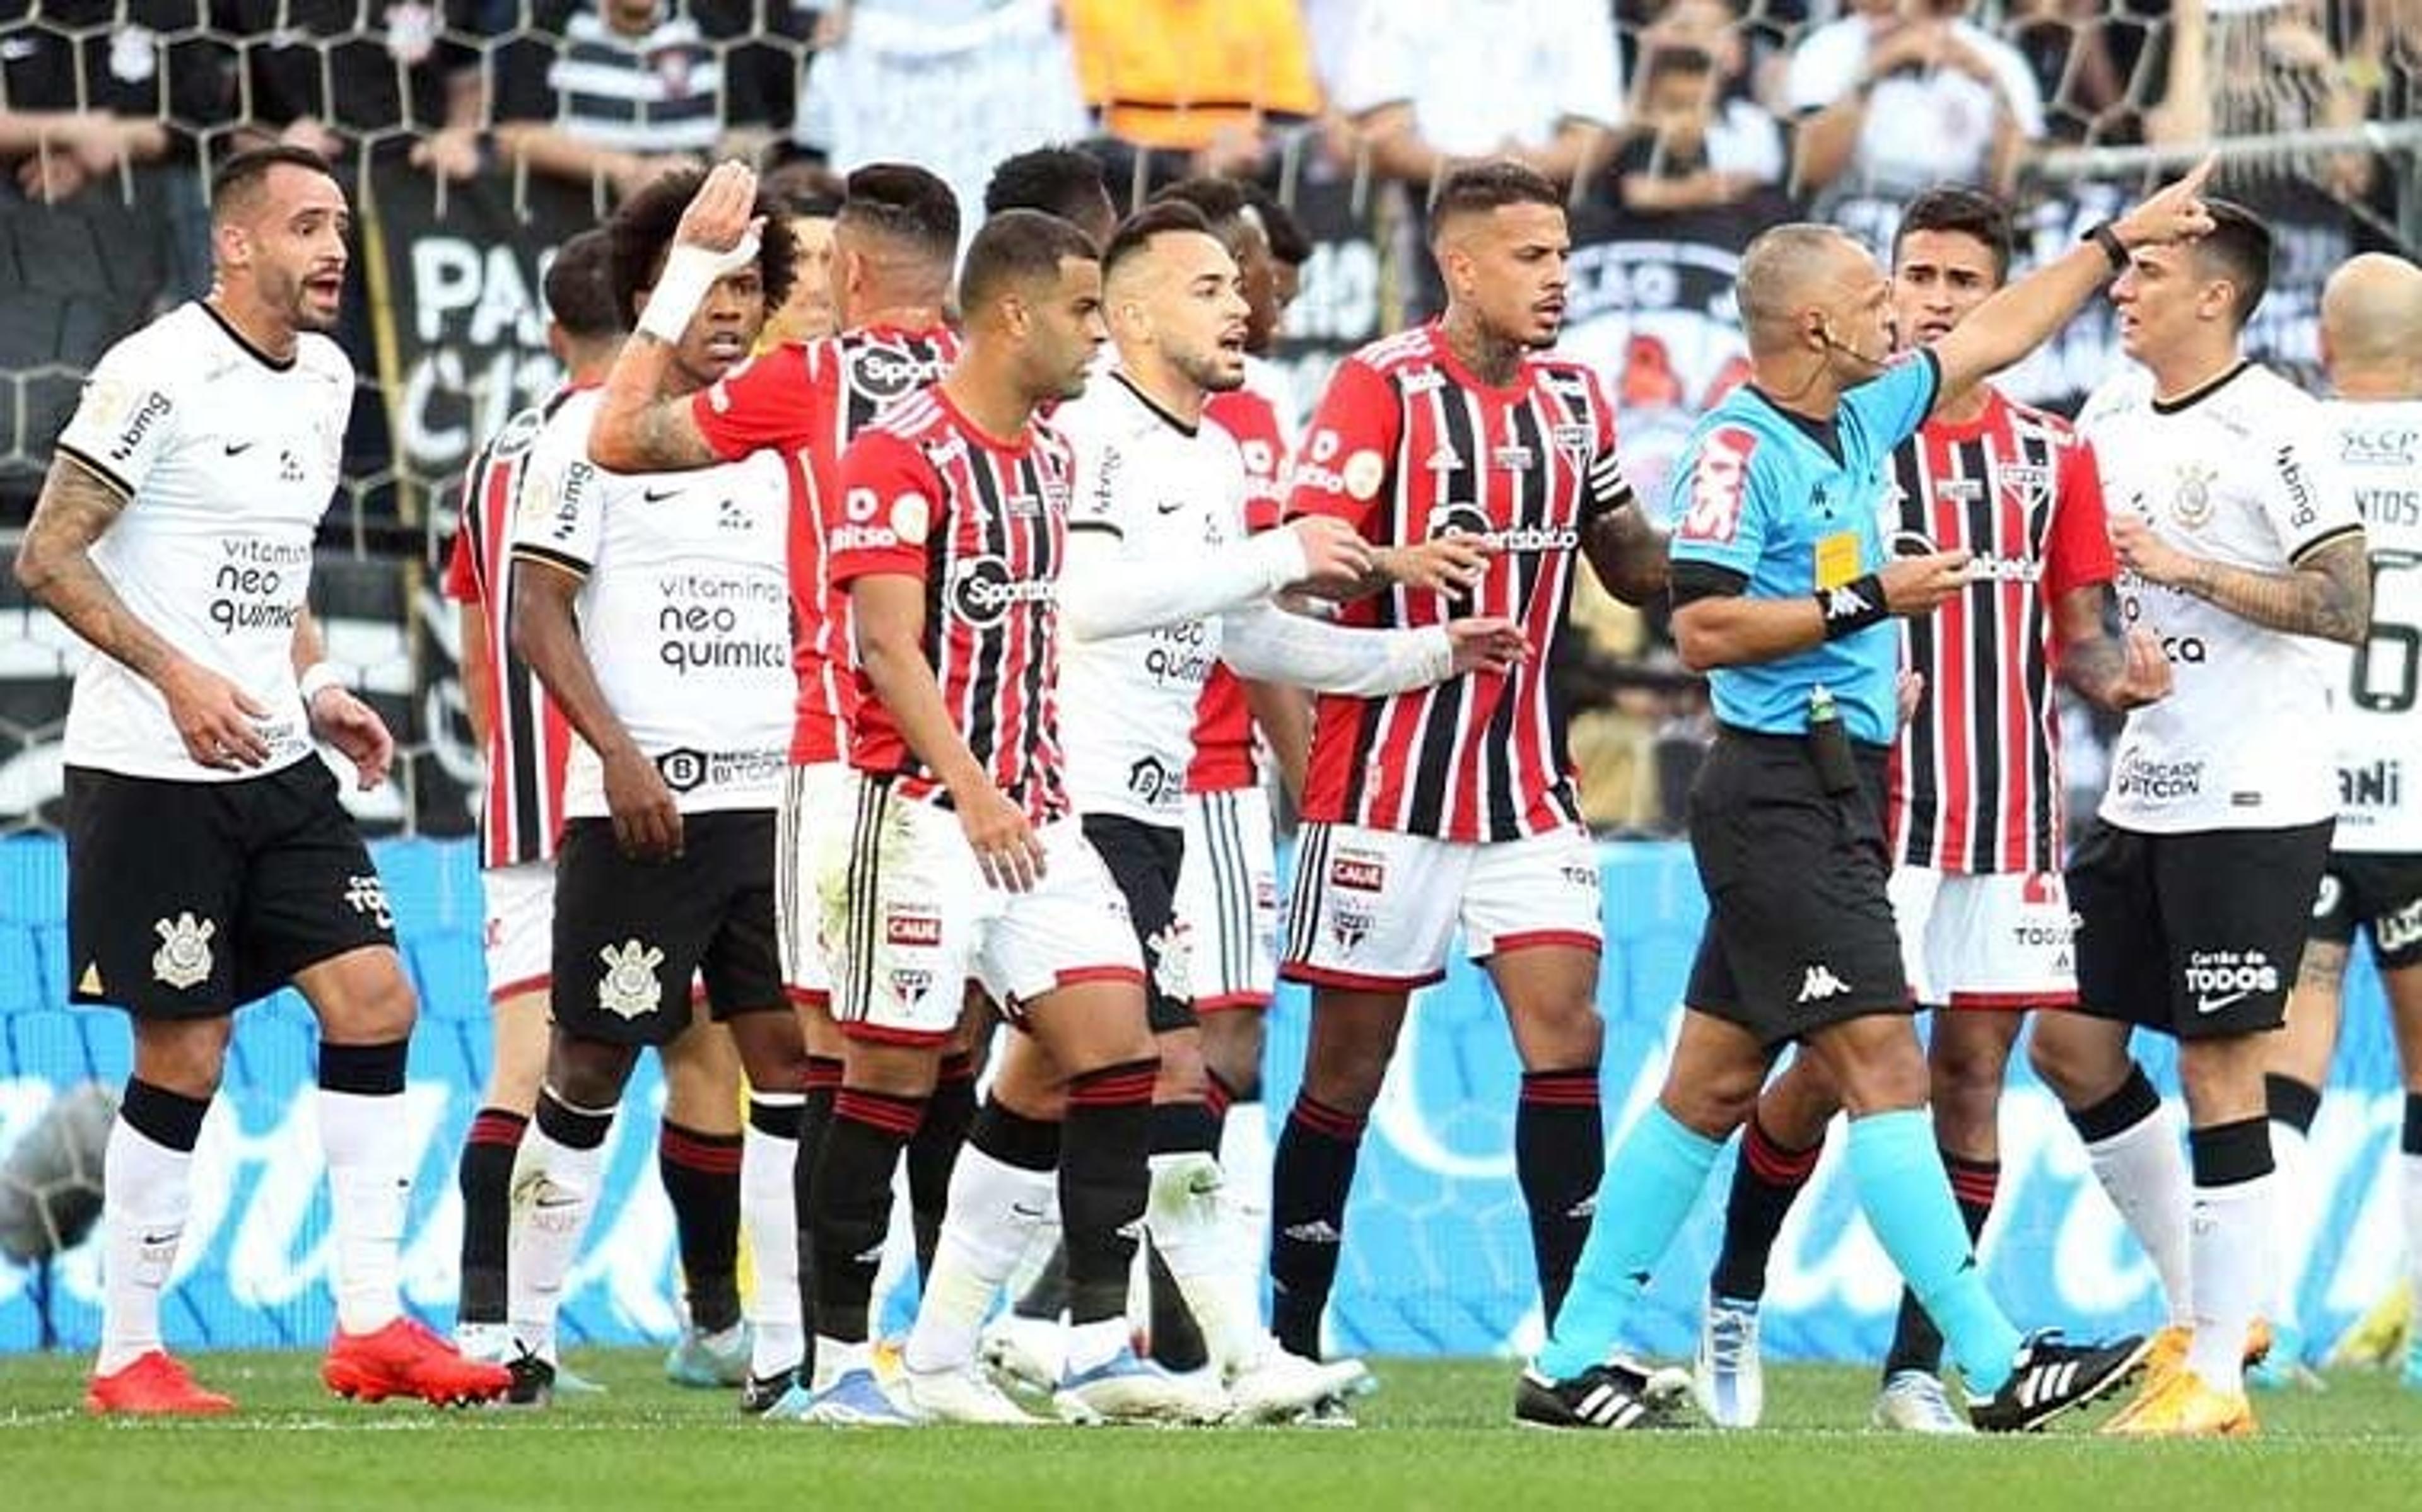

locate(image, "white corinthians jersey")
(2078, 363), (2363, 834)
(510, 389), (790, 817)
(1055, 372), (1255, 825)
(2325, 397), (2422, 852)
(53, 302), (354, 781)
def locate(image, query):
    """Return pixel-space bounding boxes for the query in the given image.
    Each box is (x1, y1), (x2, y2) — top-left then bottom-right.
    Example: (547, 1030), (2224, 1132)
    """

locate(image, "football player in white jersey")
(17, 146), (511, 1414)
(890, 201), (1524, 1424)
(499, 171), (814, 1409)
(2027, 201), (2370, 1436)
(2250, 253), (2422, 1390)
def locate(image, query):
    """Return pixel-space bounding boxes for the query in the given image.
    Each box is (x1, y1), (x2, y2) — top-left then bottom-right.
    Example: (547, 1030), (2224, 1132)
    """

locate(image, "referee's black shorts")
(1683, 727), (1912, 1047)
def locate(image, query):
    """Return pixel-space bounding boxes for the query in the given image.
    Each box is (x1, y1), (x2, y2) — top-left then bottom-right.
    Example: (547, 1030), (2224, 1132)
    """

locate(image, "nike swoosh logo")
(1010, 1202), (1046, 1219)
(643, 487), (680, 503)
(1155, 500), (1184, 515)
(2196, 990), (2252, 1015)
(137, 1230), (178, 1246)
(223, 441), (254, 455)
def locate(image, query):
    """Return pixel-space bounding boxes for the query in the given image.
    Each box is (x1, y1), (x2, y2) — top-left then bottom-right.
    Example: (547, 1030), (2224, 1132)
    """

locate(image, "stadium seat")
(409, 934), (490, 1021)
(30, 923), (69, 1011)
(0, 836), (65, 926)
(227, 1018), (315, 1097)
(78, 1013), (129, 1087)
(369, 838), (448, 939)
(0, 923), (40, 1017)
(8, 1009), (88, 1084)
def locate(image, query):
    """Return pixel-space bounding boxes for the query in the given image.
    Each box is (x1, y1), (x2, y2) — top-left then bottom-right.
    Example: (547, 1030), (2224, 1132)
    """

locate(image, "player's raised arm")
(1929, 157), (2217, 401)
(588, 160), (766, 474)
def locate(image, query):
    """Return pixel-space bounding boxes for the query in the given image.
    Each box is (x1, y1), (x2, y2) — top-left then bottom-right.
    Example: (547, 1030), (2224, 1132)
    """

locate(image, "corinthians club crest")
(151, 912), (214, 990)
(2171, 462), (2217, 529)
(597, 939), (665, 1020)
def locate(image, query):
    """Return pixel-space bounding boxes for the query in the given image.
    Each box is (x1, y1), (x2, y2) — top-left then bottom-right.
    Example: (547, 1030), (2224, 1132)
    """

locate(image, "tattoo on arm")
(2179, 534), (2371, 646)
(596, 334), (720, 471)
(1583, 506), (1668, 605)
(2057, 632), (2127, 706)
(13, 455), (182, 681)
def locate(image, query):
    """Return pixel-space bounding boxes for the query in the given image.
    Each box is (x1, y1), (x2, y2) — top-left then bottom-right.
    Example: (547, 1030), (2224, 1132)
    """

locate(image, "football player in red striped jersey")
(1267, 161), (1668, 1367)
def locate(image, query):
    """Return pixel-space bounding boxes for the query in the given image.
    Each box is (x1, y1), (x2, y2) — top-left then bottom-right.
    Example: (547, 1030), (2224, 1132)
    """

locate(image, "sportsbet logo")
(947, 555), (1054, 626)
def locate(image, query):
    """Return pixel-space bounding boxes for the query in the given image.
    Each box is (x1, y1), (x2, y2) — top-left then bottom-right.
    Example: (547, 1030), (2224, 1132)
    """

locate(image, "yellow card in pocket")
(1814, 530), (1861, 590)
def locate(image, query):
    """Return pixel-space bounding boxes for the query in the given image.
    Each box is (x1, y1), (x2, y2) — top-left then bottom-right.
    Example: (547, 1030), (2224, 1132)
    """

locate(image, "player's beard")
(275, 265), (341, 334)
(1173, 342), (1245, 396)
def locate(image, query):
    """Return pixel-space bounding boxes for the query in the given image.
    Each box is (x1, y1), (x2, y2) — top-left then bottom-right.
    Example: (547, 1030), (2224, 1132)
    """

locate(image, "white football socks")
(2084, 1100), (2195, 1328)
(96, 1117), (194, 1375)
(319, 1088), (410, 1335)
(2187, 1174), (2271, 1390)
(903, 1142), (1055, 1376)
(742, 1094), (804, 1381)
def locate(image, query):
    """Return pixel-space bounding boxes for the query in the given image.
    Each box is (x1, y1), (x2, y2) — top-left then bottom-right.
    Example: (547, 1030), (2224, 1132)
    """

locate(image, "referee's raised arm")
(1927, 156), (2218, 403)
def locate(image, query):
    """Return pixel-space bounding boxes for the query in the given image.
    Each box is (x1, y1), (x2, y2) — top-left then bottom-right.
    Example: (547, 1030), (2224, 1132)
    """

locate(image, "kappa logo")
(1822, 584), (1873, 619)
(1796, 963), (1850, 1003)
(597, 939), (665, 1020)
(151, 912), (215, 991)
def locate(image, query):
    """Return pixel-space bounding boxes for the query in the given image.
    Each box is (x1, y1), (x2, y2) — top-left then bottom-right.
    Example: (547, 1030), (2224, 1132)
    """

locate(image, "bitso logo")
(151, 912), (215, 990)
(597, 939), (665, 1020)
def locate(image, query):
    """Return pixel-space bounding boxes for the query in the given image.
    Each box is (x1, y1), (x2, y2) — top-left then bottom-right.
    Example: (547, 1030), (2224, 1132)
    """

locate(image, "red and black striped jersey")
(692, 323), (962, 765)
(1287, 323), (1632, 842)
(443, 388), (576, 869)
(1188, 378), (1291, 793)
(1885, 387), (2114, 875)
(828, 385), (1074, 825)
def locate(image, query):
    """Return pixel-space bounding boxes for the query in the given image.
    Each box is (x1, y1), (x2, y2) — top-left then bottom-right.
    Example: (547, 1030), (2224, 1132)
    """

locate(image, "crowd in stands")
(1, 3), (2412, 223)
(1, 0), (2416, 837)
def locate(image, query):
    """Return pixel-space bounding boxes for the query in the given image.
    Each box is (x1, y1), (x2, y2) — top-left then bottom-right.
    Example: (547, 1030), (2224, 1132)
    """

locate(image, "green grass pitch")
(3, 1352), (2420, 1511)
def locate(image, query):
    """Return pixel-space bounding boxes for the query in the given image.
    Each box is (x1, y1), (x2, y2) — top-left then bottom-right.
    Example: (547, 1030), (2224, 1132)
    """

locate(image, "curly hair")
(605, 168), (799, 332)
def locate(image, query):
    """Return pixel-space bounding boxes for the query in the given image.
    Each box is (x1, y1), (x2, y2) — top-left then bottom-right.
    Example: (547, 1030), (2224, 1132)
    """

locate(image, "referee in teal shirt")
(1517, 163), (2223, 1434)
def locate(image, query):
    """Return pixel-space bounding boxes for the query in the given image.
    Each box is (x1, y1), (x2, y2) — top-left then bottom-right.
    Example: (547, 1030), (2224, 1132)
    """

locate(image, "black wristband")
(1815, 573), (1889, 639)
(2086, 220), (2130, 274)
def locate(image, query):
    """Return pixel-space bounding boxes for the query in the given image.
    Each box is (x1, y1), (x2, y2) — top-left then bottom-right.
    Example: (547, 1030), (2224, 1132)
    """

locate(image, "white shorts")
(776, 761), (846, 1006)
(1282, 820), (1603, 989)
(1888, 866), (2078, 1011)
(480, 858), (554, 1003)
(1178, 786), (1280, 1013)
(817, 773), (1144, 1044)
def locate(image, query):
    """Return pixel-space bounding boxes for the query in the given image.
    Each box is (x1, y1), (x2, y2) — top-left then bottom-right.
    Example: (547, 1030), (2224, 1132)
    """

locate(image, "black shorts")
(551, 811), (785, 1046)
(66, 760), (396, 1019)
(1083, 813), (1191, 1035)
(2069, 818), (2334, 1040)
(2310, 851), (2422, 970)
(1683, 728), (1912, 1048)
